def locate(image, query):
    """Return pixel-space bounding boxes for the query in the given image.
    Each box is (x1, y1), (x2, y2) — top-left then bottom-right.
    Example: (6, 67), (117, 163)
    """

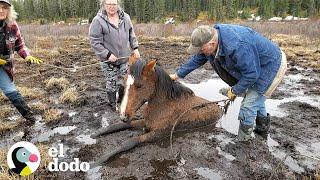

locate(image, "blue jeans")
(238, 89), (267, 126)
(0, 67), (18, 99)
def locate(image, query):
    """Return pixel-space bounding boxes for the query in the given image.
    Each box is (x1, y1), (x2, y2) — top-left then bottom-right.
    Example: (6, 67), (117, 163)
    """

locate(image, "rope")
(169, 99), (230, 155)
(41, 56), (130, 72)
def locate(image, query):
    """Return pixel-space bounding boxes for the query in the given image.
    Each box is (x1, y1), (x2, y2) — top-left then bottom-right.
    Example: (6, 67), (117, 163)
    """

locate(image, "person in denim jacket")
(0, 0), (42, 126)
(170, 25), (287, 141)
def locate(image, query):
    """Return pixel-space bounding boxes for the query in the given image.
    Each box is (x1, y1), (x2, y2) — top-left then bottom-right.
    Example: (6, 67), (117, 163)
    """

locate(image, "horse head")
(120, 59), (157, 122)
(128, 53), (139, 66)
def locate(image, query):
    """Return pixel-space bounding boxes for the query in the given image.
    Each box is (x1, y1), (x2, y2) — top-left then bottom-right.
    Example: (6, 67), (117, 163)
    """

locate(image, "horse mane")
(130, 59), (194, 99)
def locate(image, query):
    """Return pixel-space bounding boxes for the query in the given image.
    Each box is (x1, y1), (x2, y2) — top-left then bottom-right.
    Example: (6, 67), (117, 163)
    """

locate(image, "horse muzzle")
(120, 114), (132, 123)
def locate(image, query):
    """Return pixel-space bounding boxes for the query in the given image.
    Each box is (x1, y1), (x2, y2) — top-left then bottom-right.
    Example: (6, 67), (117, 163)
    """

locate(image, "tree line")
(11, 0), (320, 23)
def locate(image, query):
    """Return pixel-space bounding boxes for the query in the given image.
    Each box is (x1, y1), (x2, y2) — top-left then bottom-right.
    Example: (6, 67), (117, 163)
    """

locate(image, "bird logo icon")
(7, 142), (40, 176)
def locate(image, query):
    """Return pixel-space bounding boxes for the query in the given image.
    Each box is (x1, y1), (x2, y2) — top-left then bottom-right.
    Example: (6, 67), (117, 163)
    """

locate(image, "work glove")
(169, 73), (179, 81)
(0, 58), (6, 65)
(220, 87), (236, 101)
(227, 88), (236, 101)
(25, 56), (43, 64)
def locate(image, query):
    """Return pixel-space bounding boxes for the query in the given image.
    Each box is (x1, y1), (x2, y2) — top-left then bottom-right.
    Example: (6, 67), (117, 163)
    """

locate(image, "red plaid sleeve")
(11, 21), (30, 59)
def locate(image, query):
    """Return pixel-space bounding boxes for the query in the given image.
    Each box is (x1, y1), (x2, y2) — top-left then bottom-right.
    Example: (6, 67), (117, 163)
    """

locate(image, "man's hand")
(227, 88), (236, 101)
(132, 49), (140, 59)
(108, 54), (118, 62)
(169, 73), (179, 81)
(0, 58), (6, 65)
(26, 56), (43, 64)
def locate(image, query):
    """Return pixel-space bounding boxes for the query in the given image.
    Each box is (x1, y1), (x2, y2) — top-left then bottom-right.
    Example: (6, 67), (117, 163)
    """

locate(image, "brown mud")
(0, 36), (319, 179)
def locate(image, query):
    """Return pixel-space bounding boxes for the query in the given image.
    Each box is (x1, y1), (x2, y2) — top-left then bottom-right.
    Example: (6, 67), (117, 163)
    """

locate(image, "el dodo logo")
(7, 142), (40, 176)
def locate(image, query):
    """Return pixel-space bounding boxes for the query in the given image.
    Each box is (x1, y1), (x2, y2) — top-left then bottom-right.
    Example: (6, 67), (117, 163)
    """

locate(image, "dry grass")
(17, 86), (45, 100)
(44, 77), (70, 91)
(43, 109), (62, 123)
(59, 87), (79, 104)
(269, 34), (320, 69)
(0, 93), (7, 103)
(315, 168), (320, 180)
(0, 106), (12, 120)
(29, 102), (48, 113)
(0, 121), (19, 135)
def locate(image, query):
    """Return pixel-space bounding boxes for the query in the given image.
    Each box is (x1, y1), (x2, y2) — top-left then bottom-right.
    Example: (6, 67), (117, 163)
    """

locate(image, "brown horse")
(91, 58), (223, 166)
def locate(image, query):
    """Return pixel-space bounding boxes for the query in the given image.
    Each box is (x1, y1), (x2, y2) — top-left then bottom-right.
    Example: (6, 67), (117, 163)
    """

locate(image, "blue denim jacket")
(177, 24), (282, 95)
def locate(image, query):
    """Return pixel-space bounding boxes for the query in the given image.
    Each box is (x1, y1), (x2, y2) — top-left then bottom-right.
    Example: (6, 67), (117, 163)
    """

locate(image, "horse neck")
(149, 91), (168, 104)
(149, 90), (193, 106)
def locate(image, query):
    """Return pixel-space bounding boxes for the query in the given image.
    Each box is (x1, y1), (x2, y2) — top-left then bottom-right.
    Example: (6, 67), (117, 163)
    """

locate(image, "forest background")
(11, 0), (320, 24)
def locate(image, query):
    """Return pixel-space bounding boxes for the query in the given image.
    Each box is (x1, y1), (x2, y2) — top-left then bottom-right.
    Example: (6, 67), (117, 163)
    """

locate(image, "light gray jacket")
(89, 9), (138, 65)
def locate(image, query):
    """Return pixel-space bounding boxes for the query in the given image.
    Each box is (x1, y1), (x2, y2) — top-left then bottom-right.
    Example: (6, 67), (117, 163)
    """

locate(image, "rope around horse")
(169, 99), (231, 155)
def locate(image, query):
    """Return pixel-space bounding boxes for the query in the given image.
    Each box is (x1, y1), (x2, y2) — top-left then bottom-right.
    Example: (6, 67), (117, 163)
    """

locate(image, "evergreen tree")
(8, 0), (320, 23)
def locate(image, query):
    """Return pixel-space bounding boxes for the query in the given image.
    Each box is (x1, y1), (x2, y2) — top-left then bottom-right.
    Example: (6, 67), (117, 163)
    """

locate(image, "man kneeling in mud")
(170, 24), (287, 141)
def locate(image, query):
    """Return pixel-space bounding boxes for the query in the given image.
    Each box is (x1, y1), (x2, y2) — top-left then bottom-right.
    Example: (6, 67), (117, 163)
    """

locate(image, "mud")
(0, 36), (319, 179)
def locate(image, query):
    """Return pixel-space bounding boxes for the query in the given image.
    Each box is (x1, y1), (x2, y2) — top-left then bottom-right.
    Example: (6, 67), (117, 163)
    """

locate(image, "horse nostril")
(120, 114), (128, 122)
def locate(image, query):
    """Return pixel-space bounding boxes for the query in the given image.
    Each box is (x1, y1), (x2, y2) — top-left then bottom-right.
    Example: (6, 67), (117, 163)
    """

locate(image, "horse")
(91, 58), (223, 166)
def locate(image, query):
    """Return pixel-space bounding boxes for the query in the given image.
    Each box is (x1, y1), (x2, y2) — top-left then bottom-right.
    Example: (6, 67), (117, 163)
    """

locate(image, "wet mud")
(0, 36), (319, 179)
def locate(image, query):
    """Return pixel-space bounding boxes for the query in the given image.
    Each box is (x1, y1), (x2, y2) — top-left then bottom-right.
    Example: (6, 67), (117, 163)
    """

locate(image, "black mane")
(130, 59), (194, 99)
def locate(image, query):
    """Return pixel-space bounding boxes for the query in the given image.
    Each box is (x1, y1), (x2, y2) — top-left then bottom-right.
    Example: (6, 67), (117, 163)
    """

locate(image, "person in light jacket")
(89, 0), (140, 111)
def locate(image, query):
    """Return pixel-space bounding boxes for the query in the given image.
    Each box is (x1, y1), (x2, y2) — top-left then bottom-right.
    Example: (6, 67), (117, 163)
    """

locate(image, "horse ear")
(142, 59), (157, 77)
(128, 54), (138, 66)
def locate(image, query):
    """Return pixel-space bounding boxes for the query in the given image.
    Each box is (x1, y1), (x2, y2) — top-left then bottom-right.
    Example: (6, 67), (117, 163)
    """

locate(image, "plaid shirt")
(1, 21), (30, 81)
(5, 21), (29, 59)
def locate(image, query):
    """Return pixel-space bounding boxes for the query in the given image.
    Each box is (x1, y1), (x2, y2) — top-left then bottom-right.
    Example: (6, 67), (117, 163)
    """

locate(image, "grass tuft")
(59, 87), (79, 104)
(17, 86), (45, 100)
(0, 106), (12, 120)
(43, 109), (62, 123)
(44, 77), (69, 91)
(30, 101), (48, 114)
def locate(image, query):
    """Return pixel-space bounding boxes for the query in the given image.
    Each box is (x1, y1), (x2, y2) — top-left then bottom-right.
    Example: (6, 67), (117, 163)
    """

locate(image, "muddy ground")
(0, 35), (320, 179)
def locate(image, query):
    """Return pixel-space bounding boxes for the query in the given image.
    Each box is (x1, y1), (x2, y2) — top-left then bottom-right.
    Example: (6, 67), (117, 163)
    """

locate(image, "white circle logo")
(7, 141), (41, 176)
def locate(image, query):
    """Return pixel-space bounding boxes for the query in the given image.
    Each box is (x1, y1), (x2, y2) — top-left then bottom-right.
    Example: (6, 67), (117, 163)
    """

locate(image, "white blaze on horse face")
(120, 75), (135, 118)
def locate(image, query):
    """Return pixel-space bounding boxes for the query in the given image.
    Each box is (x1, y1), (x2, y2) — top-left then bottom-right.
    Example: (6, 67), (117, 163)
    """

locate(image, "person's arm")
(176, 54), (208, 78)
(89, 18), (112, 60)
(13, 22), (42, 64)
(13, 22), (30, 59)
(231, 42), (260, 95)
(128, 16), (139, 50)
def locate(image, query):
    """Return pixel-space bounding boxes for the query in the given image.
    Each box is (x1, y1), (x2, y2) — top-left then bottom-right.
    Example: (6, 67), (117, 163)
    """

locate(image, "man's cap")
(0, 0), (11, 6)
(187, 25), (214, 54)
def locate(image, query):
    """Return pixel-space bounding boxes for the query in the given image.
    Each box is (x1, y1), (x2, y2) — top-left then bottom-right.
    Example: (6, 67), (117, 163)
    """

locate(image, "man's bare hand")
(108, 54), (118, 62)
(169, 73), (179, 81)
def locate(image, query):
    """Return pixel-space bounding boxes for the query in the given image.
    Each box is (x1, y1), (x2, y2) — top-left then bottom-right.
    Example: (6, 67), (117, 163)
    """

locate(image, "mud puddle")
(194, 167), (224, 180)
(182, 70), (320, 175)
(31, 126), (77, 143)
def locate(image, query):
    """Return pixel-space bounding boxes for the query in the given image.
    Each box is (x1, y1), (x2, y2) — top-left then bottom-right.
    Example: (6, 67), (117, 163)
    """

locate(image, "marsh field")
(0, 21), (320, 179)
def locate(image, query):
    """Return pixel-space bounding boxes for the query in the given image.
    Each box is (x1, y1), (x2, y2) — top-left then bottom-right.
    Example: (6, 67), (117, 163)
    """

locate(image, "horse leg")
(91, 123), (132, 138)
(130, 119), (145, 129)
(92, 130), (161, 167)
(91, 119), (146, 138)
